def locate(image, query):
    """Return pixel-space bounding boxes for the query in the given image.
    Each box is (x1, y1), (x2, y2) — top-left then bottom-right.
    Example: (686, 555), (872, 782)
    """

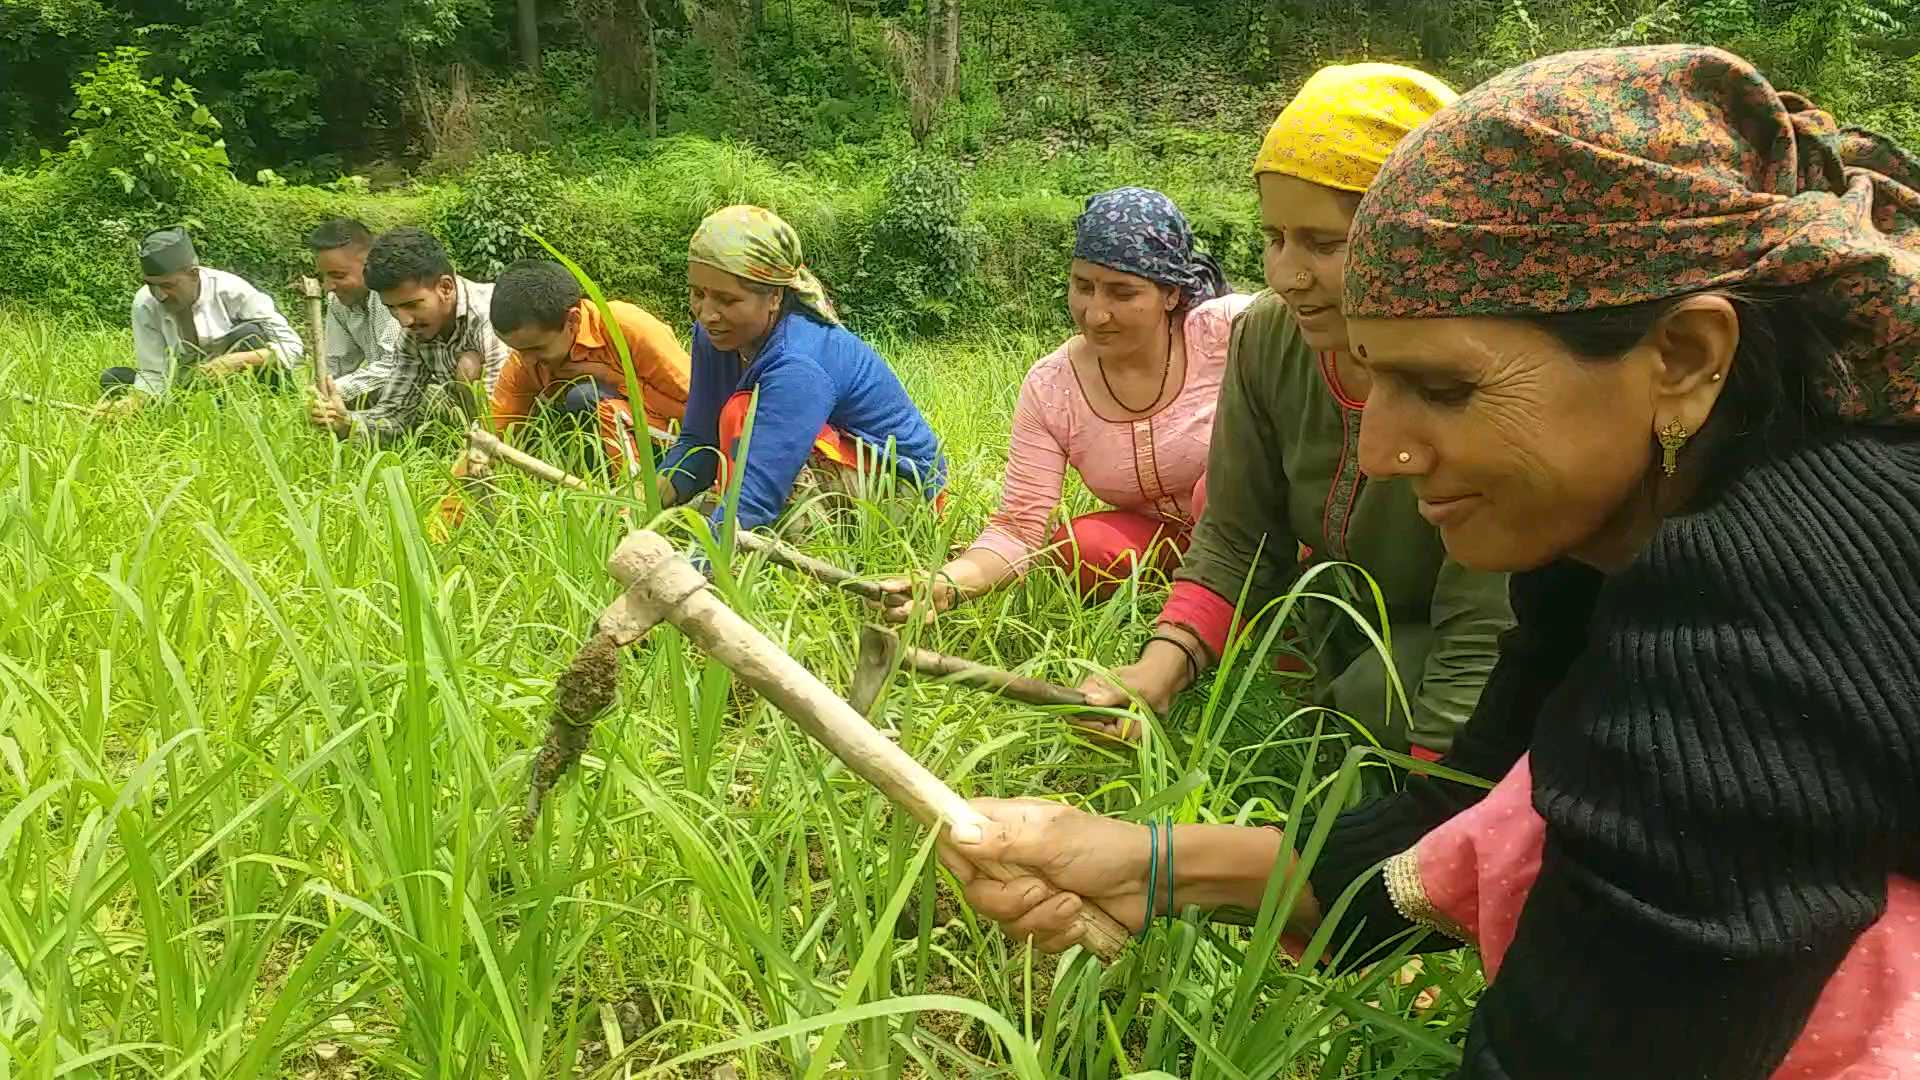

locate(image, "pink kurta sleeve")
(969, 358), (1073, 572)
(1184, 294), (1250, 379)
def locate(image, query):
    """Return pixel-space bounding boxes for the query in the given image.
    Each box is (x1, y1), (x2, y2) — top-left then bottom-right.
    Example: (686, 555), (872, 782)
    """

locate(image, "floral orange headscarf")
(1344, 45), (1920, 424)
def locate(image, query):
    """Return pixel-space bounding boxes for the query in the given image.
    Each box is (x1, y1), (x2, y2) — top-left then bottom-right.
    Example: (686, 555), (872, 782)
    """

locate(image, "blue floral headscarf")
(1073, 187), (1227, 307)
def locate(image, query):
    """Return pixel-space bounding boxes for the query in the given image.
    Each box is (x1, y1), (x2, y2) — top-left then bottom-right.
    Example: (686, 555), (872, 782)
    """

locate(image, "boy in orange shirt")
(485, 258), (691, 471)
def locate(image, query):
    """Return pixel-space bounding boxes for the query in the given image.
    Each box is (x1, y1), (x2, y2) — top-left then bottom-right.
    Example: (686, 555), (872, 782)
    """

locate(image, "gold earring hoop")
(1658, 418), (1690, 477)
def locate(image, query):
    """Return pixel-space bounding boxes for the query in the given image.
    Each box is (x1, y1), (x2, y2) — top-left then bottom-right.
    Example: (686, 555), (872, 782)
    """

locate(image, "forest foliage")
(5, 0), (1920, 331)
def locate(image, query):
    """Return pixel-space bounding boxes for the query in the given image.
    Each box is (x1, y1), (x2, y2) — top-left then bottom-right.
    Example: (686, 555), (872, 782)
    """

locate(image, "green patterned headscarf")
(1345, 45), (1920, 424)
(688, 205), (839, 325)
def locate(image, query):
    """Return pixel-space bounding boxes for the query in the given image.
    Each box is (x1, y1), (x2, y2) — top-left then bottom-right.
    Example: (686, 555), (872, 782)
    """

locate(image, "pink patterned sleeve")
(969, 359), (1071, 573)
(1185, 293), (1254, 372)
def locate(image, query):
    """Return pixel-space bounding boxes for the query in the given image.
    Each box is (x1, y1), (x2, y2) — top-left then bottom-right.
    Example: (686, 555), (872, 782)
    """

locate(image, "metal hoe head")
(849, 623), (903, 715)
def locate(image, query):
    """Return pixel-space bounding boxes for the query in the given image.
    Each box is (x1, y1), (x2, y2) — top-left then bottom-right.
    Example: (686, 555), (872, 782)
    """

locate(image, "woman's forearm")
(1170, 824), (1321, 935)
(936, 549), (1017, 601)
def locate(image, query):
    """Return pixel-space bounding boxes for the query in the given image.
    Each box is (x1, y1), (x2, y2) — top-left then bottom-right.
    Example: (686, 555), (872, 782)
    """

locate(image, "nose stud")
(1397, 451), (1412, 464)
(1293, 272), (1311, 289)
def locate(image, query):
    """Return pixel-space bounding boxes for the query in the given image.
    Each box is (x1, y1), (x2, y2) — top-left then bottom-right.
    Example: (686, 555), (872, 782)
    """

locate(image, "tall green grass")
(0, 304), (1481, 1077)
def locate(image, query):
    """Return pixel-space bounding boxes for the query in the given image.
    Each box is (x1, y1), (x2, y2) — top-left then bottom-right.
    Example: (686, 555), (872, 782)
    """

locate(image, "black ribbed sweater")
(1306, 430), (1920, 1079)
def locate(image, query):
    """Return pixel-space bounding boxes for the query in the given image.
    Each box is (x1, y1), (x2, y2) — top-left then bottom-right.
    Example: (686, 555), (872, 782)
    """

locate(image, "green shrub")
(0, 134), (1262, 338)
(436, 151), (563, 278)
(842, 158), (985, 332)
(0, 171), (146, 322)
(198, 179), (445, 298)
(56, 46), (231, 208)
(0, 166), (440, 323)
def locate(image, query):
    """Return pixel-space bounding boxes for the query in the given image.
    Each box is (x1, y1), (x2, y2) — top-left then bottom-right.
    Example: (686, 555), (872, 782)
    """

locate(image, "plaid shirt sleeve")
(464, 282), (510, 394)
(333, 301), (404, 401)
(348, 341), (431, 443)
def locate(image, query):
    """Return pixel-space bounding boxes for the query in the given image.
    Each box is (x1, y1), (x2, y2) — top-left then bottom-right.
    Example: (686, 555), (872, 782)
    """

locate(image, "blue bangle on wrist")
(1141, 820), (1159, 940)
(1165, 818), (1176, 926)
(1140, 817), (1177, 938)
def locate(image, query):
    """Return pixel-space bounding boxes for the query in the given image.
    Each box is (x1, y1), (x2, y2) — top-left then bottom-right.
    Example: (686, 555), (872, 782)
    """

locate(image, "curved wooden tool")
(469, 426), (588, 489)
(732, 532), (906, 606)
(599, 530), (1130, 963)
(849, 623), (1088, 715)
(299, 276), (333, 398)
(6, 391), (91, 414)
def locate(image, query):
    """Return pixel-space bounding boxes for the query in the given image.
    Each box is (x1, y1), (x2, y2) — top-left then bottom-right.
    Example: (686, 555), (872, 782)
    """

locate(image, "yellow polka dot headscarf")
(1253, 63), (1459, 192)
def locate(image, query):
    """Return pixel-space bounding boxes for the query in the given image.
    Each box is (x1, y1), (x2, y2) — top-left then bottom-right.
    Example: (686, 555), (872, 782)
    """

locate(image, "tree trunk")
(518, 0), (541, 71)
(1265, 0), (1289, 79)
(647, 24), (658, 136)
(940, 0), (959, 95)
(579, 0), (655, 125)
(926, 0), (958, 98)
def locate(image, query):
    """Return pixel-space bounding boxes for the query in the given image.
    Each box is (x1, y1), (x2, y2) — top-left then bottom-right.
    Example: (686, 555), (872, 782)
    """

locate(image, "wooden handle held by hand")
(469, 427), (588, 489)
(300, 277), (333, 398)
(604, 530), (1131, 962)
(6, 391), (91, 414)
(733, 530), (904, 606)
(895, 641), (1088, 707)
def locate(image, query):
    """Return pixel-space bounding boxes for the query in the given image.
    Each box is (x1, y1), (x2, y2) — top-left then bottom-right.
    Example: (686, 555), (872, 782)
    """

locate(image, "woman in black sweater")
(940, 45), (1920, 1078)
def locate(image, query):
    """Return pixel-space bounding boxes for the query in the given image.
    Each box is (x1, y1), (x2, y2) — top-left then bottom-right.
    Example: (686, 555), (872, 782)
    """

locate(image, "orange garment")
(714, 390), (947, 512)
(714, 389), (859, 490)
(490, 299), (692, 470)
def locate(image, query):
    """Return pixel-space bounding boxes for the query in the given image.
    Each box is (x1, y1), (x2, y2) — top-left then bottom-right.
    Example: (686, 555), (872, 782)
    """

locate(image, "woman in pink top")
(879, 188), (1251, 616)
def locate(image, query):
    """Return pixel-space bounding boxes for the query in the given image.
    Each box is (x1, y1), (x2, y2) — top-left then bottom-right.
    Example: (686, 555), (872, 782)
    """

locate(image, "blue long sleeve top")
(659, 311), (946, 532)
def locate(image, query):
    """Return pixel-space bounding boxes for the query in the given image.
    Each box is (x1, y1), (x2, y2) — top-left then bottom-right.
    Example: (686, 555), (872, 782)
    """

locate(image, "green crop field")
(0, 303), (1481, 1078)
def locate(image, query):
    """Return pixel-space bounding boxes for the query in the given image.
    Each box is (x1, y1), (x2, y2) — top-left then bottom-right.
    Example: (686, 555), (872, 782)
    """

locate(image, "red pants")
(1050, 472), (1207, 599)
(1050, 511), (1189, 598)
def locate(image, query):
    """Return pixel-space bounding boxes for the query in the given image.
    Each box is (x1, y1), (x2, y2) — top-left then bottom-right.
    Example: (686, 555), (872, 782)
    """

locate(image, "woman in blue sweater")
(655, 205), (946, 533)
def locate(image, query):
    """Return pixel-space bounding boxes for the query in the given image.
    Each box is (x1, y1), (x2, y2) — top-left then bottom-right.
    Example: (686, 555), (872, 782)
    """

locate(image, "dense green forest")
(6, 0), (1920, 331)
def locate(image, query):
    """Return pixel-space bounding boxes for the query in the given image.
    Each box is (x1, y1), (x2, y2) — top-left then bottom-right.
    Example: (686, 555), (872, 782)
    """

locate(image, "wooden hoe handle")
(604, 529), (1130, 963)
(300, 276), (333, 397)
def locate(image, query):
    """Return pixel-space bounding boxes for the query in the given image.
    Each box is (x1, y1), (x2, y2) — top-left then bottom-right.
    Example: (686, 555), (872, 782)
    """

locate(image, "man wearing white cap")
(96, 226), (304, 418)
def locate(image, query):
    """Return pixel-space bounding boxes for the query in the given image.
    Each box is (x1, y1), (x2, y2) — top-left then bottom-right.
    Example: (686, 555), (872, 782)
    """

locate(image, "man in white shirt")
(97, 226), (304, 418)
(309, 227), (507, 443)
(307, 217), (402, 407)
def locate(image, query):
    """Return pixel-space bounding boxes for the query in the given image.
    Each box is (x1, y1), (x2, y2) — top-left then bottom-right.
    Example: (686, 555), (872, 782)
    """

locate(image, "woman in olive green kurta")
(1079, 63), (1513, 758)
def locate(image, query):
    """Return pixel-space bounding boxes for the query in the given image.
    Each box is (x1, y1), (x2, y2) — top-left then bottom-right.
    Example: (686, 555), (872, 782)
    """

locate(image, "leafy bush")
(0, 166), (440, 323)
(436, 151), (562, 278)
(0, 134), (1260, 335)
(0, 171), (147, 322)
(844, 157), (984, 332)
(57, 46), (231, 208)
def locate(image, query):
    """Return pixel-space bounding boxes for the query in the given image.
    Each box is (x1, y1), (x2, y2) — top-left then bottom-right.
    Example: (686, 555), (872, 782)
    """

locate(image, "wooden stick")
(469, 428), (901, 603)
(604, 530), (1131, 962)
(894, 640), (1088, 707)
(853, 624), (1085, 713)
(5, 391), (91, 414)
(733, 531), (905, 605)
(300, 277), (334, 397)
(468, 427), (588, 490)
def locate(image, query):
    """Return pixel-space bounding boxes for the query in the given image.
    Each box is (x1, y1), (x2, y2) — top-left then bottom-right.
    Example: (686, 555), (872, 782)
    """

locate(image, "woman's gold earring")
(1658, 418), (1690, 477)
(1397, 451), (1412, 464)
